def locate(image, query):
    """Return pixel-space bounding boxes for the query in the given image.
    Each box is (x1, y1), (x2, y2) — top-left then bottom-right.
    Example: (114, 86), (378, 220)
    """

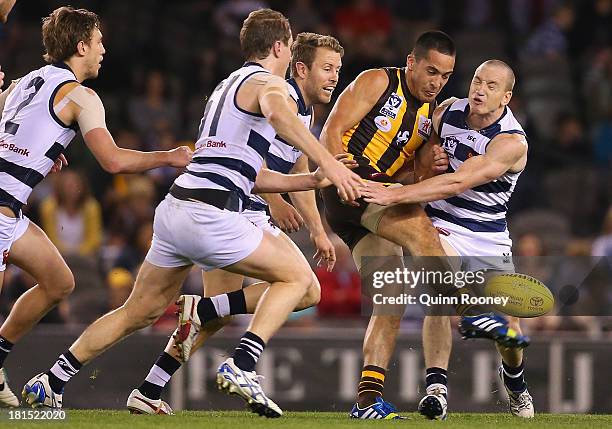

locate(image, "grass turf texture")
(2, 410), (611, 429)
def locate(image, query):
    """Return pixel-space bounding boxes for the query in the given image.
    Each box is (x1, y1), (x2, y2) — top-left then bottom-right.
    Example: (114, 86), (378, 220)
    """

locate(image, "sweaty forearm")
(393, 174), (465, 204)
(253, 169), (318, 193)
(114, 148), (171, 173)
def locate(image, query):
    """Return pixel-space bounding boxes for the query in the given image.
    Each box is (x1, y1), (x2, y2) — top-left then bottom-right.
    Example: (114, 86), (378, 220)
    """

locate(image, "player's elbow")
(101, 159), (122, 174)
(99, 156), (125, 174)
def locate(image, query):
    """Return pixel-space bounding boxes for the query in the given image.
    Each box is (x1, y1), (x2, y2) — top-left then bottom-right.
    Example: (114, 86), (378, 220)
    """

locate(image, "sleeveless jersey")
(342, 67), (435, 177)
(426, 98), (526, 244)
(174, 62), (277, 208)
(248, 78), (313, 211)
(0, 63), (78, 212)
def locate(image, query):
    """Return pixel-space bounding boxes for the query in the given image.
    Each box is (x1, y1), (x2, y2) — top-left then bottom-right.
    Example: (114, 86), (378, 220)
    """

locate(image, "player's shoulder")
(348, 68), (390, 102)
(56, 81), (98, 100)
(354, 68), (389, 88)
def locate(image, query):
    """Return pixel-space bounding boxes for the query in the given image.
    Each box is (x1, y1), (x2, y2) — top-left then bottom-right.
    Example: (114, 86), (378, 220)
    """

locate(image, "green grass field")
(2, 410), (611, 429)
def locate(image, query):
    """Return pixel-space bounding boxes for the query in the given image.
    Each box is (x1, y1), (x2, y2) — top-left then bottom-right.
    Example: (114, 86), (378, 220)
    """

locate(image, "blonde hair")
(290, 32), (344, 77)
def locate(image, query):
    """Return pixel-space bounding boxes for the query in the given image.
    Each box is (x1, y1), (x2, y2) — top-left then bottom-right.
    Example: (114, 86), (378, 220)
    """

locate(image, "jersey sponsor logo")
(379, 93), (403, 119)
(417, 115), (433, 138)
(0, 141), (30, 157)
(374, 115), (392, 132)
(197, 139), (227, 149)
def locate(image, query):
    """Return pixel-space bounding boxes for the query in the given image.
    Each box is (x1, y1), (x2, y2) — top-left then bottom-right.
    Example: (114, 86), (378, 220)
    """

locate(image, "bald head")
(477, 60), (515, 91)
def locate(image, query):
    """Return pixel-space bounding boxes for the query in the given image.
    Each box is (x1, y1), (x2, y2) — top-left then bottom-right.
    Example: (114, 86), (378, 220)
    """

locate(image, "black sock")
(232, 331), (265, 372)
(0, 336), (14, 368)
(197, 290), (247, 323)
(502, 360), (526, 393)
(426, 367), (448, 397)
(47, 351), (83, 394)
(138, 352), (182, 400)
(357, 365), (385, 407)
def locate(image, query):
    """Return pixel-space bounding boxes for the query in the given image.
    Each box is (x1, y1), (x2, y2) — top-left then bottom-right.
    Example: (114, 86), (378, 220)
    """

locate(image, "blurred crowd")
(0, 0), (610, 335)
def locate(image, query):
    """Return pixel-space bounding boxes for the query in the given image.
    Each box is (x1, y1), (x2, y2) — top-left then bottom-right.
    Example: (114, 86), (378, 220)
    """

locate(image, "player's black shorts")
(321, 165), (396, 251)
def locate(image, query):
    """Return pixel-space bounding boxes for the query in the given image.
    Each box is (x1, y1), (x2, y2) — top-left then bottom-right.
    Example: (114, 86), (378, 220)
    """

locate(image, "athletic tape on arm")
(61, 85), (107, 134)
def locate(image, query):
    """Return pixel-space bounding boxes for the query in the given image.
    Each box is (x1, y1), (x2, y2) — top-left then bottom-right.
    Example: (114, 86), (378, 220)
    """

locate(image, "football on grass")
(484, 273), (554, 318)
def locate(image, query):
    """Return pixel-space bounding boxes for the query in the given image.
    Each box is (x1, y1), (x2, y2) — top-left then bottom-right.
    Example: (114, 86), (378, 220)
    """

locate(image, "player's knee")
(44, 269), (75, 302)
(298, 275), (321, 309)
(287, 262), (312, 294)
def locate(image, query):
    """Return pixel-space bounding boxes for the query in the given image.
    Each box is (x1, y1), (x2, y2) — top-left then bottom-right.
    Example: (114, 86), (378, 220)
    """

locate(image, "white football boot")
(0, 368), (19, 407)
(126, 388), (174, 415)
(22, 373), (62, 408)
(498, 366), (534, 418)
(418, 383), (448, 420)
(174, 295), (202, 362)
(216, 357), (282, 418)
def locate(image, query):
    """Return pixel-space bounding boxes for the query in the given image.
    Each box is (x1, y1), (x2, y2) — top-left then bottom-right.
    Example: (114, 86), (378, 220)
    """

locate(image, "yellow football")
(484, 273), (554, 318)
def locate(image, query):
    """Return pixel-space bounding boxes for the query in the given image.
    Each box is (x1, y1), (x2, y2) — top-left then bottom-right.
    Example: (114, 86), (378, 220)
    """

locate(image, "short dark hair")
(240, 9), (291, 61)
(481, 59), (516, 90)
(290, 32), (344, 77)
(412, 31), (456, 61)
(42, 6), (100, 63)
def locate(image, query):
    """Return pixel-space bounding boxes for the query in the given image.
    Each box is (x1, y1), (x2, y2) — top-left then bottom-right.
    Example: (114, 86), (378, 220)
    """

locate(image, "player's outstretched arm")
(253, 154), (357, 193)
(258, 76), (362, 201)
(59, 84), (192, 173)
(362, 133), (527, 205)
(320, 69), (388, 155)
(288, 155), (336, 270)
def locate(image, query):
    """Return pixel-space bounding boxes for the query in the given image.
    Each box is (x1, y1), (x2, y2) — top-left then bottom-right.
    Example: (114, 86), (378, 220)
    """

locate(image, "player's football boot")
(22, 373), (62, 408)
(418, 384), (448, 420)
(349, 397), (404, 419)
(126, 388), (174, 415)
(174, 294), (202, 362)
(216, 357), (282, 418)
(498, 367), (534, 418)
(459, 313), (530, 348)
(0, 367), (19, 407)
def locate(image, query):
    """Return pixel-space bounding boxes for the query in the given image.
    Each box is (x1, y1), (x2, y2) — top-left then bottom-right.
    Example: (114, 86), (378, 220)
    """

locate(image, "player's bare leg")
(72, 262), (191, 362)
(175, 231), (320, 360)
(352, 204), (455, 413)
(128, 268), (242, 414)
(0, 222), (74, 345)
(23, 261), (191, 408)
(132, 231), (321, 413)
(496, 317), (533, 418)
(419, 315), (452, 420)
(350, 233), (403, 412)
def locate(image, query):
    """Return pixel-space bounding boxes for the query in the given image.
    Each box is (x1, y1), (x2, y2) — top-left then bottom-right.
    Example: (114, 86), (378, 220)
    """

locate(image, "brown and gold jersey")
(342, 67), (435, 177)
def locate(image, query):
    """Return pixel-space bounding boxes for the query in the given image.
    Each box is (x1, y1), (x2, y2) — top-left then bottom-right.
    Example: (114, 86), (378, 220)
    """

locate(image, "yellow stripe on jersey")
(342, 68), (433, 177)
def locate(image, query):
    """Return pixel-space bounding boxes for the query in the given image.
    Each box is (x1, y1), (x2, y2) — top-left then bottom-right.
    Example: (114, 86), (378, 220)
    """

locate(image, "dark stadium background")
(0, 0), (610, 413)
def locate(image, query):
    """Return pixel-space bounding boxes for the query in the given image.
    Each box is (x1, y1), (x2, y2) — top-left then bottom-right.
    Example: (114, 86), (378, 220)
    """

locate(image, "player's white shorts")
(242, 208), (281, 237)
(432, 218), (515, 273)
(146, 195), (264, 271)
(0, 211), (30, 271)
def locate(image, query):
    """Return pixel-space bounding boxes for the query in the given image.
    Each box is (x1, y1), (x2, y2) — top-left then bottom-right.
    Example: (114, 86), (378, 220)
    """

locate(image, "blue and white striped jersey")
(174, 62), (277, 208)
(248, 78), (313, 211)
(0, 63), (78, 212)
(425, 98), (525, 245)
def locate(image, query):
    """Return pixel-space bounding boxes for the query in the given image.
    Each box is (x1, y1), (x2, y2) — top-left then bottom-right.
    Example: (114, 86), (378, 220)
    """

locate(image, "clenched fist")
(167, 146), (193, 168)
